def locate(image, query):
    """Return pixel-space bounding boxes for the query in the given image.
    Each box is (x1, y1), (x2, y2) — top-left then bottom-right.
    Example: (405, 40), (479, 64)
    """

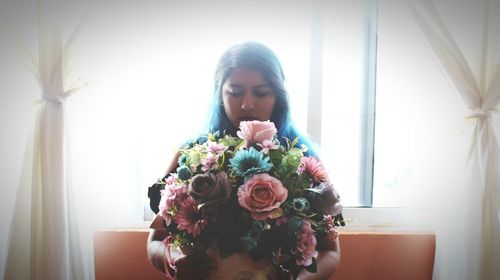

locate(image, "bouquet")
(156, 120), (344, 279)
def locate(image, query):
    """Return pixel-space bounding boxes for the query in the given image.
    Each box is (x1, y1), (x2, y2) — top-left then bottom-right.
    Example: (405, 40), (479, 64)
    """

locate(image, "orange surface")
(94, 229), (435, 280)
(331, 231), (435, 280)
(94, 230), (165, 280)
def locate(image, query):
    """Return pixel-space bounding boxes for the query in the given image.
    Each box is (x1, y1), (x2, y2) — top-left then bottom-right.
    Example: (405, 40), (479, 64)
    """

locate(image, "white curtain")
(3, 1), (92, 279)
(410, 0), (500, 279)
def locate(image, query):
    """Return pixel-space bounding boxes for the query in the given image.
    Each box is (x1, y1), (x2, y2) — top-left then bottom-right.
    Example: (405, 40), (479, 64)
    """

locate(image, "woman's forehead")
(224, 68), (268, 86)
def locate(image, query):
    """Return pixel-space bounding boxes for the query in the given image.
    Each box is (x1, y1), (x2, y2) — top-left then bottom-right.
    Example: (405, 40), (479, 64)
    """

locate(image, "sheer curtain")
(410, 0), (500, 279)
(2, 0), (92, 279)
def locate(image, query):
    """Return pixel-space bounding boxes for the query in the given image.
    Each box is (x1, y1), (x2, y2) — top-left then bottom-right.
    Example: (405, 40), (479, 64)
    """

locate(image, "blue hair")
(204, 41), (319, 157)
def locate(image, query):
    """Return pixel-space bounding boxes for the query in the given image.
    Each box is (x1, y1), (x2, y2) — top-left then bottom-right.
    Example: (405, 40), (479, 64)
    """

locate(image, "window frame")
(358, 0), (378, 207)
(308, 0), (378, 207)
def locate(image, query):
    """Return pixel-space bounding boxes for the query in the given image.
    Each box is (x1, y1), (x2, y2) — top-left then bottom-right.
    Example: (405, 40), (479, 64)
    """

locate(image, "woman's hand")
(173, 252), (217, 280)
(147, 229), (217, 279)
(297, 235), (340, 280)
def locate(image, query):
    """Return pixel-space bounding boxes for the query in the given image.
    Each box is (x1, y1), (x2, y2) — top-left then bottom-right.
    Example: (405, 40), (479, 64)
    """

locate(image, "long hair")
(205, 41), (319, 157)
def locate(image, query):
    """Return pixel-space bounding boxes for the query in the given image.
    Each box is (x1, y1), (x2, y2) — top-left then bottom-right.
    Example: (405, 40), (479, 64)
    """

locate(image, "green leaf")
(280, 152), (301, 175)
(290, 137), (299, 149)
(188, 150), (201, 167)
(220, 136), (242, 147)
(269, 149), (282, 160)
(207, 133), (216, 142)
(288, 147), (303, 158)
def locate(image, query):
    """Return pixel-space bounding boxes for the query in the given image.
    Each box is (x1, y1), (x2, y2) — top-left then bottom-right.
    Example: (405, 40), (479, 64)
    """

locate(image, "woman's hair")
(205, 41), (319, 156)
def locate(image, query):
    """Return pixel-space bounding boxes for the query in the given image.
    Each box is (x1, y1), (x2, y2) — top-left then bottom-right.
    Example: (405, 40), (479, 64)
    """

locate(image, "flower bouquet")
(155, 120), (344, 279)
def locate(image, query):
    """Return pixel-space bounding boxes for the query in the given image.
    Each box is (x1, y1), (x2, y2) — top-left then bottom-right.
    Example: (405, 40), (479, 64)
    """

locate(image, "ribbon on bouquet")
(162, 237), (177, 280)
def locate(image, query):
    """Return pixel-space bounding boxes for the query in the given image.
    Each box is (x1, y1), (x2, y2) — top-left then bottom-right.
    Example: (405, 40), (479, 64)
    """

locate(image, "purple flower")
(159, 184), (188, 225)
(188, 172), (231, 214)
(200, 153), (218, 172)
(207, 141), (227, 154)
(305, 181), (342, 216)
(165, 174), (176, 185)
(174, 196), (207, 237)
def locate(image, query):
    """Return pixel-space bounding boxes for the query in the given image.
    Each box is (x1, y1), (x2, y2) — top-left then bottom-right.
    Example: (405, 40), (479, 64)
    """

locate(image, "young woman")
(147, 42), (341, 280)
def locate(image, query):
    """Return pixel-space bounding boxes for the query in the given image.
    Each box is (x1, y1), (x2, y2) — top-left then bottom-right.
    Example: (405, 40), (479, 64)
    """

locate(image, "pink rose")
(237, 120), (277, 148)
(296, 220), (317, 266)
(237, 173), (288, 220)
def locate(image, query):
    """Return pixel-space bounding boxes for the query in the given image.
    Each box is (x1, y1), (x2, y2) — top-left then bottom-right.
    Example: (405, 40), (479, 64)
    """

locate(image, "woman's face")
(222, 68), (276, 128)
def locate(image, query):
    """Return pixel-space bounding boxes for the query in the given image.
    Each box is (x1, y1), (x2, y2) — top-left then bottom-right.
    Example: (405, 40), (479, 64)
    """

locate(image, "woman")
(147, 42), (341, 279)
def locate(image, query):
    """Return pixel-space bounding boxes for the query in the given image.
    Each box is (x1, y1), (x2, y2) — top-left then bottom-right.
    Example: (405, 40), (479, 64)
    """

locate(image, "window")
(65, 0), (423, 225)
(319, 0), (377, 207)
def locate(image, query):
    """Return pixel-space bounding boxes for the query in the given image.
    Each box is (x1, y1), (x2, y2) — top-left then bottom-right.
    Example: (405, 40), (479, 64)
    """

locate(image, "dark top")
(148, 176), (168, 214)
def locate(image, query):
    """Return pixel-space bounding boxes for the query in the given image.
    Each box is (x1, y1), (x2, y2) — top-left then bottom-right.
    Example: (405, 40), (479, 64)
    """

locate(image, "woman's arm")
(146, 151), (216, 279)
(164, 151), (182, 177)
(297, 236), (340, 280)
(147, 229), (170, 274)
(147, 151), (181, 273)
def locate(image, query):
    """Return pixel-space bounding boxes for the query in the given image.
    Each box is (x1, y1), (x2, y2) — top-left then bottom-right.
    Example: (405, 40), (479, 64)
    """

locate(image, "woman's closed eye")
(227, 88), (244, 97)
(253, 90), (271, 97)
(225, 85), (273, 98)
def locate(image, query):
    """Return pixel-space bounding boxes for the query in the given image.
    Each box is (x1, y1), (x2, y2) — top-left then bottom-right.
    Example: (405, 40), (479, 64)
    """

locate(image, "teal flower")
(177, 165), (192, 181)
(178, 153), (188, 166)
(229, 147), (273, 177)
(292, 198), (310, 212)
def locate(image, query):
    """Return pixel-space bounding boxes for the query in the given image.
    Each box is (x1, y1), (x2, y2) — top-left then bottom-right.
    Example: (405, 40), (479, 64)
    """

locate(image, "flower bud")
(177, 165), (192, 181)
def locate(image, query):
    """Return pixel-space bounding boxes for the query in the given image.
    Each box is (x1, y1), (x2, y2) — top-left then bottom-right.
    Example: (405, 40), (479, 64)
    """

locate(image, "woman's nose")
(241, 92), (255, 111)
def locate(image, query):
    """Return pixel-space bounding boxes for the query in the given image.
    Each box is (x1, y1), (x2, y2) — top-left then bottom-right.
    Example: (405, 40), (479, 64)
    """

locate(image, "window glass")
(321, 1), (366, 206)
